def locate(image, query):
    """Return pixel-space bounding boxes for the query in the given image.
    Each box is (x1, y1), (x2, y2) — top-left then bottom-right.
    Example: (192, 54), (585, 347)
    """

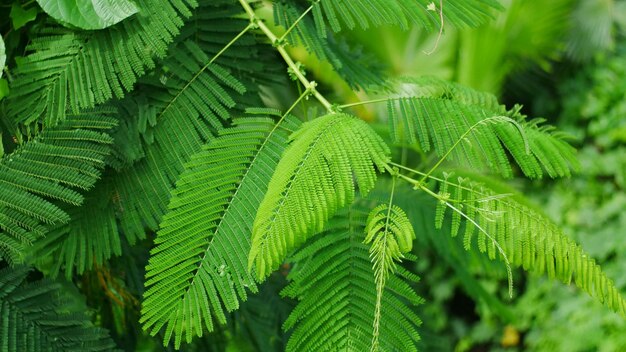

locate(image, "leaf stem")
(158, 23), (253, 122)
(394, 169), (514, 298)
(339, 98), (391, 109)
(278, 5), (314, 42)
(417, 116), (521, 186)
(238, 0), (333, 112)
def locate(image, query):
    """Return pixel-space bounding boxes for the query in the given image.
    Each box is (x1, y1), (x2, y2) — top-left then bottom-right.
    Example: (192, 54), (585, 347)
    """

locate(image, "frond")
(428, 172), (626, 315)
(26, 177), (122, 280)
(7, 0), (197, 127)
(24, 6), (264, 278)
(388, 77), (580, 178)
(179, 0), (284, 89)
(249, 113), (390, 279)
(0, 265), (116, 351)
(273, 2), (387, 89)
(364, 202), (416, 351)
(107, 40), (246, 244)
(282, 204), (422, 352)
(310, 0), (502, 33)
(368, 179), (514, 318)
(0, 108), (117, 264)
(141, 114), (300, 348)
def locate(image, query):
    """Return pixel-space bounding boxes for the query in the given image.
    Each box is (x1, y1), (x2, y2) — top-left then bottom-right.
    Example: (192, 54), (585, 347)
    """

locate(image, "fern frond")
(107, 40), (246, 244)
(274, 2), (387, 89)
(0, 109), (117, 264)
(0, 265), (116, 351)
(283, 204), (422, 352)
(310, 0), (502, 33)
(24, 7), (266, 278)
(179, 0), (284, 89)
(7, 0), (197, 127)
(388, 78), (580, 178)
(26, 177), (122, 280)
(428, 172), (626, 315)
(141, 114), (300, 348)
(250, 113), (390, 279)
(364, 202), (416, 351)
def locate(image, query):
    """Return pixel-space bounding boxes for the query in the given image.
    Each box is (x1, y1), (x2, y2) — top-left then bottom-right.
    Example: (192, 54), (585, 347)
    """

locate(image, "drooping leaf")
(430, 172), (626, 316)
(36, 0), (139, 30)
(283, 204), (422, 352)
(249, 113), (391, 279)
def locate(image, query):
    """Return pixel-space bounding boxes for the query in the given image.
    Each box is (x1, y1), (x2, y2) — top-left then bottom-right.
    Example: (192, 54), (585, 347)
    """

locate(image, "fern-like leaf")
(364, 202), (416, 351)
(25, 2), (273, 279)
(0, 109), (116, 264)
(311, 0), (502, 33)
(250, 113), (390, 279)
(26, 177), (122, 279)
(429, 172), (626, 315)
(388, 78), (580, 178)
(107, 40), (246, 244)
(8, 0), (197, 127)
(0, 265), (117, 351)
(282, 204), (422, 352)
(141, 114), (300, 348)
(274, 1), (387, 89)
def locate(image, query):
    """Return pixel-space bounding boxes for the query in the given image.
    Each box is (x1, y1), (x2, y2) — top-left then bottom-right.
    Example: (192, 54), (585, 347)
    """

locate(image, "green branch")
(238, 0), (333, 111)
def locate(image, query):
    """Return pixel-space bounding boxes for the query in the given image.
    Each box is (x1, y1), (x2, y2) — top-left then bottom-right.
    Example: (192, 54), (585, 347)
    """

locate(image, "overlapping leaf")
(250, 113), (390, 279)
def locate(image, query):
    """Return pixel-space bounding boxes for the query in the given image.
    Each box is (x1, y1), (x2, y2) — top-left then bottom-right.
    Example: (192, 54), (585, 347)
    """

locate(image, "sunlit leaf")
(36, 0), (139, 30)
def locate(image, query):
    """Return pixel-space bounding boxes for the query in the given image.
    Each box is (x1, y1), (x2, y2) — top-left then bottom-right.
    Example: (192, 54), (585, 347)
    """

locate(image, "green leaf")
(10, 3), (39, 30)
(142, 115), (300, 348)
(36, 0), (139, 30)
(283, 204), (422, 352)
(249, 113), (390, 279)
(0, 265), (117, 351)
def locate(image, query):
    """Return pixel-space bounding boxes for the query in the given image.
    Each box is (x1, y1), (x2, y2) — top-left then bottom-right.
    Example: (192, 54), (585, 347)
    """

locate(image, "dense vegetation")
(0, 0), (624, 351)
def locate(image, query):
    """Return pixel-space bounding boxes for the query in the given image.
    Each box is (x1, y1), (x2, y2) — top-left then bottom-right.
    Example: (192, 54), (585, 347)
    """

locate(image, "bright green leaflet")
(36, 0), (139, 30)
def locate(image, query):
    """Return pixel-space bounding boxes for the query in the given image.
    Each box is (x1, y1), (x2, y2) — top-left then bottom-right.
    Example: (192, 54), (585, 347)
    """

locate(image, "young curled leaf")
(364, 203), (416, 351)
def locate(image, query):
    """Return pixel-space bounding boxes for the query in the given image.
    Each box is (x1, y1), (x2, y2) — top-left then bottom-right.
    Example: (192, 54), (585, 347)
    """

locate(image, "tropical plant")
(0, 0), (624, 351)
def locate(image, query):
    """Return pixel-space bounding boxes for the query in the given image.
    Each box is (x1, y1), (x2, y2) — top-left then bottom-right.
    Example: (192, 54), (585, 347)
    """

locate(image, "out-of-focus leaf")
(0, 79), (9, 100)
(0, 36), (5, 78)
(36, 0), (139, 30)
(10, 3), (39, 29)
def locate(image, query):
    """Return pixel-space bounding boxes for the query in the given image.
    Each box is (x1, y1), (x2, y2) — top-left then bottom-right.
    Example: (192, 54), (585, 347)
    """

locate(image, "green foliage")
(142, 114), (300, 348)
(35, 0), (139, 30)
(249, 113), (390, 279)
(430, 172), (626, 315)
(388, 77), (580, 178)
(0, 109), (116, 264)
(282, 204), (423, 352)
(1, 0), (625, 350)
(512, 40), (626, 352)
(0, 265), (116, 351)
(311, 0), (502, 33)
(364, 201), (416, 350)
(8, 0), (196, 126)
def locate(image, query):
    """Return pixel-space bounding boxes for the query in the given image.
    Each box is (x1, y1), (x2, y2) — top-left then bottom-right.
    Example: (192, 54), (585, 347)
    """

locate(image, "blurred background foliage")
(2, 0), (625, 350)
